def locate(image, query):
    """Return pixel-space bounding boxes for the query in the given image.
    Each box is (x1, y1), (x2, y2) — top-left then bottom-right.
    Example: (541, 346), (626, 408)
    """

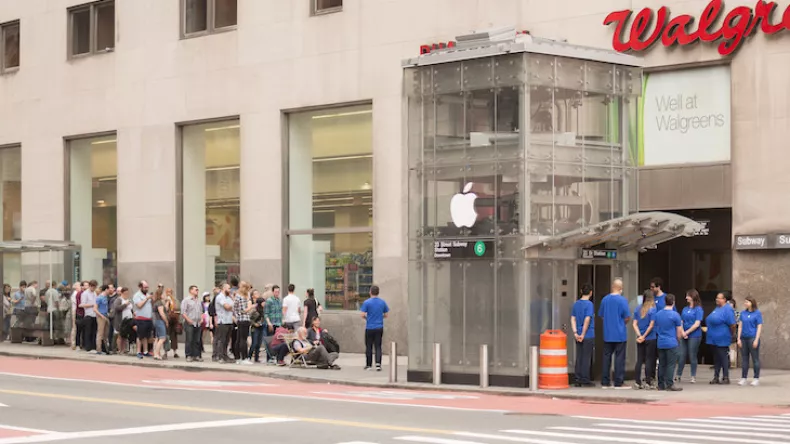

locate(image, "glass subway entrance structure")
(403, 28), (702, 387)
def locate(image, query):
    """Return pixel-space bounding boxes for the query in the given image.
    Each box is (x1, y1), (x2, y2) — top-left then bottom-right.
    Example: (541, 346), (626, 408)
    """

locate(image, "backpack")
(208, 296), (217, 317)
(323, 332), (340, 354)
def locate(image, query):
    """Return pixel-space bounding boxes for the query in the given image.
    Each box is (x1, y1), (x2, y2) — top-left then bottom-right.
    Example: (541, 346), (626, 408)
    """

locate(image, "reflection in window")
(183, 0), (237, 37)
(1, 21), (20, 72)
(68, 136), (118, 285)
(0, 147), (21, 285)
(69, 1), (115, 58)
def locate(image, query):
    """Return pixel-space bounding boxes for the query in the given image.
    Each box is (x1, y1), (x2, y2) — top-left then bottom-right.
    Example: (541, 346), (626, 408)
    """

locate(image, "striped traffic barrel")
(538, 329), (569, 389)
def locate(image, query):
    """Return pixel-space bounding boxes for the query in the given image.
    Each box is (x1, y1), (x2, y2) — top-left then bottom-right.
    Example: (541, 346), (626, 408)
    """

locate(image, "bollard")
(530, 346), (539, 392)
(480, 344), (489, 388)
(389, 341), (398, 383)
(433, 343), (442, 385)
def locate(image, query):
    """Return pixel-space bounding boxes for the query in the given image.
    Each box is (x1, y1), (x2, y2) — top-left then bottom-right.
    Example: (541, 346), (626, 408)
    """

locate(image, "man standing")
(650, 277), (668, 311)
(213, 284), (235, 363)
(70, 282), (83, 350)
(282, 284), (301, 331)
(571, 284), (595, 387)
(79, 280), (98, 352)
(132, 281), (154, 359)
(360, 285), (389, 371)
(181, 285), (203, 362)
(264, 285), (283, 336)
(11, 281), (25, 322)
(655, 293), (684, 391)
(598, 278), (630, 388)
(23, 281), (39, 333)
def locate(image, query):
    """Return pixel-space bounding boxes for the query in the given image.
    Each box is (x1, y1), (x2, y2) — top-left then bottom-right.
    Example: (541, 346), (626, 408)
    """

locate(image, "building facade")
(0, 0), (789, 370)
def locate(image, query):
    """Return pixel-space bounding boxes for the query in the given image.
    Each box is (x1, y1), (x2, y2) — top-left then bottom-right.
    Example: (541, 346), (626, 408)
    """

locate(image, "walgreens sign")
(604, 0), (790, 56)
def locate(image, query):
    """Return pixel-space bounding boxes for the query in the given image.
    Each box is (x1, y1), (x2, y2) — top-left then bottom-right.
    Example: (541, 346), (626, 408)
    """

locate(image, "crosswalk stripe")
(575, 416), (790, 433)
(678, 419), (790, 431)
(713, 417), (790, 424)
(454, 432), (578, 444)
(500, 429), (690, 444)
(395, 437), (489, 444)
(597, 423), (790, 439)
(753, 416), (790, 421)
(549, 426), (785, 444)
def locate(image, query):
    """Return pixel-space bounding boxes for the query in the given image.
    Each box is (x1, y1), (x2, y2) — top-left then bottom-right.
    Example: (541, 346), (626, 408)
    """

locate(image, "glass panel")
(494, 53), (525, 87)
(585, 61), (615, 94)
(434, 92), (464, 166)
(433, 62), (462, 95)
(407, 260), (431, 371)
(288, 104), (373, 230)
(495, 259), (525, 373)
(555, 58), (584, 91)
(527, 54), (554, 86)
(2, 23), (20, 69)
(528, 260), (554, 355)
(528, 85), (554, 162)
(71, 8), (91, 55)
(465, 89), (495, 163)
(626, 168), (638, 215)
(462, 58), (494, 91)
(457, 259), (495, 370)
(315, 0), (343, 12)
(0, 147), (21, 286)
(495, 85), (520, 161)
(214, 0), (237, 28)
(184, 0), (208, 34)
(552, 89), (584, 163)
(496, 161), (522, 236)
(95, 2), (115, 51)
(582, 164), (615, 225)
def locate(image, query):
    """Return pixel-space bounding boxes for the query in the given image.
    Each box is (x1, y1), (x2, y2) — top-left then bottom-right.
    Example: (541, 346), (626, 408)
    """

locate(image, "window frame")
(311, 0), (343, 16)
(180, 0), (237, 40)
(67, 0), (116, 60)
(0, 20), (20, 74)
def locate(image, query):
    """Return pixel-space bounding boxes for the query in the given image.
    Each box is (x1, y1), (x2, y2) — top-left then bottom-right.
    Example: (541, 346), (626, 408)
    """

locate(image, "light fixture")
(312, 154), (372, 163)
(91, 139), (116, 145)
(312, 110), (372, 120)
(96, 200), (105, 206)
(205, 124), (240, 132)
(361, 182), (372, 190)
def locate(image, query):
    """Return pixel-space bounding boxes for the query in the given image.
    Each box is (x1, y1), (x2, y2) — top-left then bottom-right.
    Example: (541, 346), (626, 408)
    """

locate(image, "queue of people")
(571, 277), (764, 390)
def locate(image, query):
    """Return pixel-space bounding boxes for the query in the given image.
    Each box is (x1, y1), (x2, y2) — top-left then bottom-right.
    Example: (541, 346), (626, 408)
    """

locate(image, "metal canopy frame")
(522, 212), (704, 253)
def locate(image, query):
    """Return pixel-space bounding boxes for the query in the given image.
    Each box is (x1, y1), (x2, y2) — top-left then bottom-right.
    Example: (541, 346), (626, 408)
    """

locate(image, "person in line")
(706, 291), (737, 384)
(249, 294), (266, 363)
(213, 284), (235, 364)
(94, 285), (110, 355)
(79, 280), (98, 353)
(181, 285), (203, 363)
(23, 280), (39, 333)
(112, 287), (133, 355)
(676, 289), (704, 383)
(45, 282), (63, 341)
(271, 324), (292, 366)
(264, 285), (283, 337)
(632, 290), (657, 390)
(598, 278), (630, 389)
(233, 281), (255, 365)
(106, 284), (118, 354)
(282, 284), (301, 331)
(152, 288), (169, 360)
(164, 287), (180, 359)
(2, 284), (11, 341)
(303, 288), (322, 329)
(360, 285), (389, 371)
(10, 281), (25, 331)
(653, 293), (683, 391)
(726, 294), (740, 369)
(650, 277), (669, 311)
(292, 327), (340, 369)
(738, 296), (763, 386)
(133, 281), (155, 359)
(570, 284), (595, 387)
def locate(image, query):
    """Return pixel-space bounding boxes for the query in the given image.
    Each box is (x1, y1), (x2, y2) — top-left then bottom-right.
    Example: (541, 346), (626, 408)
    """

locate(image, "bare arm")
(571, 315), (578, 337)
(675, 325), (684, 340)
(580, 316), (591, 338)
(737, 320), (743, 346)
(643, 320), (655, 337)
(755, 324), (763, 346)
(684, 320), (701, 337)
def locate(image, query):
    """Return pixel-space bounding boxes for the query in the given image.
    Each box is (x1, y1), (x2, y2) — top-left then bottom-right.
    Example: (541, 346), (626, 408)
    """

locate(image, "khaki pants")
(97, 316), (108, 352)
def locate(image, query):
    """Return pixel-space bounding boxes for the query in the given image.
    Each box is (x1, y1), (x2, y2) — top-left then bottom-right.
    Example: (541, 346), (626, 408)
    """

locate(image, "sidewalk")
(1, 341), (788, 407)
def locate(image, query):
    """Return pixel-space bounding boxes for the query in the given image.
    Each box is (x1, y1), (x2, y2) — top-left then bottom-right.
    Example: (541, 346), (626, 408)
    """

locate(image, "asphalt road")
(1, 357), (789, 444)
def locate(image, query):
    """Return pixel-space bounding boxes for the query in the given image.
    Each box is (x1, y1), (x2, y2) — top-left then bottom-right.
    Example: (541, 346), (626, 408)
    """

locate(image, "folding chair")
(284, 333), (313, 368)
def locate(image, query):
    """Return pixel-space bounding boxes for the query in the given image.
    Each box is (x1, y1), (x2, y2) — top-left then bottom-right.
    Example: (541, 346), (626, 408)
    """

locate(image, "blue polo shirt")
(572, 299), (595, 339)
(706, 304), (736, 347)
(681, 306), (704, 338)
(598, 293), (630, 343)
(360, 297), (389, 330)
(654, 293), (666, 311)
(12, 290), (24, 310)
(740, 309), (763, 339)
(633, 307), (657, 340)
(655, 308), (682, 349)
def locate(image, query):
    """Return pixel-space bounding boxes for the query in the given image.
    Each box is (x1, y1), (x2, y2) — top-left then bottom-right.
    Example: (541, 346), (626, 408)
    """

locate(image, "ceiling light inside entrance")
(312, 110), (372, 120)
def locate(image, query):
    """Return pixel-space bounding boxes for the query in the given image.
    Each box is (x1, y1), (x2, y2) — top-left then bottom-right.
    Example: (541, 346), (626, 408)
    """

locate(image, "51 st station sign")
(605, 0), (790, 56)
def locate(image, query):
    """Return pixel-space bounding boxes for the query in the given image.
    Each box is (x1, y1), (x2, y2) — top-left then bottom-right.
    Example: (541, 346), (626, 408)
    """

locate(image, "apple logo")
(450, 182), (478, 228)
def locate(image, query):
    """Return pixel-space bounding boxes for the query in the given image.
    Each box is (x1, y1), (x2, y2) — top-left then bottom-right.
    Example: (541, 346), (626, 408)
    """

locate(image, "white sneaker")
(690, 377), (696, 384)
(750, 379), (760, 386)
(738, 378), (747, 386)
(240, 359), (253, 366)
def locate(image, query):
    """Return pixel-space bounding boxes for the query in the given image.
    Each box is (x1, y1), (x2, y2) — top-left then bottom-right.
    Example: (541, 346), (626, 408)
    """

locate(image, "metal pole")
(480, 344), (489, 388)
(530, 345), (539, 392)
(389, 341), (398, 383)
(433, 343), (442, 385)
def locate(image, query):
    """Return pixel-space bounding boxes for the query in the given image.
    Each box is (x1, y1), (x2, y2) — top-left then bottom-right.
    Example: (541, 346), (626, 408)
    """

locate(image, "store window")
(287, 104), (372, 310)
(180, 120), (240, 295)
(67, 136), (118, 285)
(0, 146), (21, 285)
(182, 0), (237, 37)
(312, 0), (343, 15)
(1, 21), (20, 73)
(68, 1), (115, 58)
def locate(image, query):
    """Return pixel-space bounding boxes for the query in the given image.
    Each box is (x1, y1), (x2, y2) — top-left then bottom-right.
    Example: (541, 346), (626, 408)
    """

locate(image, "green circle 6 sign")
(474, 241), (486, 257)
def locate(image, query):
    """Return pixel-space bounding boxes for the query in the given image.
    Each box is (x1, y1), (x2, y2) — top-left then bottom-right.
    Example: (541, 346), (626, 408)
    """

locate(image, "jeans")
(184, 324), (201, 358)
(602, 342), (626, 387)
(574, 338), (594, 384)
(274, 343), (290, 362)
(741, 337), (761, 379)
(214, 324), (233, 361)
(676, 336), (701, 378)
(306, 345), (339, 367)
(635, 339), (657, 385)
(365, 328), (384, 367)
(713, 345), (730, 380)
(82, 316), (97, 352)
(250, 326), (264, 361)
(2, 315), (9, 340)
(657, 347), (680, 389)
(74, 314), (84, 348)
(236, 321), (251, 360)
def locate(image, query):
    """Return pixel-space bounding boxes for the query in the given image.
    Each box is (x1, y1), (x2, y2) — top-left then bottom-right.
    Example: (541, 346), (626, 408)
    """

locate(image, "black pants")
(635, 339), (657, 385)
(713, 345), (730, 380)
(236, 321), (251, 360)
(574, 338), (594, 384)
(658, 347), (680, 389)
(214, 324), (233, 361)
(365, 328), (384, 367)
(75, 314), (84, 348)
(274, 343), (290, 362)
(184, 324), (201, 358)
(231, 325), (239, 359)
(82, 316), (97, 352)
(602, 341), (626, 387)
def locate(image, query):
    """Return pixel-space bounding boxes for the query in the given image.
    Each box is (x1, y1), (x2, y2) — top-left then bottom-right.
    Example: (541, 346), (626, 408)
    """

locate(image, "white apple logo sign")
(450, 182), (478, 228)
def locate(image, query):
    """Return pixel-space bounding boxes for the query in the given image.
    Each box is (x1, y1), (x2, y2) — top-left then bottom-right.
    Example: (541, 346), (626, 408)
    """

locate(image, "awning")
(0, 240), (81, 253)
(522, 212), (704, 253)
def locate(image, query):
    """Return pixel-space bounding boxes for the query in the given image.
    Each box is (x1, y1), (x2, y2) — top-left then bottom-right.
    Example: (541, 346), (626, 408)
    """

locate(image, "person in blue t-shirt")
(676, 289), (704, 383)
(650, 277), (667, 311)
(360, 285), (389, 371)
(737, 296), (763, 386)
(632, 290), (656, 389)
(597, 278), (631, 388)
(655, 293), (684, 391)
(706, 292), (737, 384)
(571, 284), (595, 387)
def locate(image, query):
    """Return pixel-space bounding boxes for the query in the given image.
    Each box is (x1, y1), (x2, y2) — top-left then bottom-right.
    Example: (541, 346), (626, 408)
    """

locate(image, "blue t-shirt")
(598, 293), (630, 343)
(360, 297), (389, 330)
(571, 299), (595, 339)
(654, 293), (666, 311)
(96, 295), (109, 316)
(681, 306), (704, 338)
(706, 304), (736, 347)
(12, 290), (24, 310)
(633, 307), (657, 340)
(655, 309), (682, 349)
(740, 309), (763, 338)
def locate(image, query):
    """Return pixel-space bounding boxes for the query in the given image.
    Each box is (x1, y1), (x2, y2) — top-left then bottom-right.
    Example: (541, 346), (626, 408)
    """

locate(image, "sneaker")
(376, 365), (382, 372)
(144, 353), (153, 358)
(750, 379), (760, 386)
(710, 378), (720, 385)
(277, 361), (286, 366)
(674, 376), (681, 383)
(173, 353), (179, 358)
(196, 357), (204, 362)
(240, 359), (253, 366)
(331, 364), (341, 370)
(690, 377), (696, 384)
(186, 357), (194, 362)
(137, 353), (144, 359)
(722, 378), (731, 385)
(364, 366), (373, 371)
(668, 386), (683, 392)
(633, 382), (644, 390)
(738, 378), (747, 386)
(602, 385), (613, 389)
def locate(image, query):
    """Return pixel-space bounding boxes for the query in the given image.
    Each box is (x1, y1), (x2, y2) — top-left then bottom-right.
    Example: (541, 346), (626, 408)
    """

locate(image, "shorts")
(154, 320), (167, 339)
(135, 319), (153, 339)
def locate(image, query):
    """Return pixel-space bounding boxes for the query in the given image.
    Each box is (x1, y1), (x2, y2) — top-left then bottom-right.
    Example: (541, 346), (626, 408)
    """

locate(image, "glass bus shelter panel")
(495, 259), (528, 374)
(407, 260), (433, 372)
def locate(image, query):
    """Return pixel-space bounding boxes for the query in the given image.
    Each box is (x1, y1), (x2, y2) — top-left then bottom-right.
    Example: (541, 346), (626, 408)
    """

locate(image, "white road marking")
(454, 432), (590, 444)
(0, 425), (54, 434)
(753, 416), (790, 421)
(0, 417), (295, 444)
(395, 437), (488, 444)
(0, 403), (5, 408)
(550, 426), (784, 444)
(336, 442), (380, 444)
(141, 379), (273, 388)
(677, 419), (790, 431)
(597, 423), (790, 439)
(713, 416), (790, 424)
(574, 417), (790, 432)
(312, 391), (478, 400)
(500, 429), (689, 444)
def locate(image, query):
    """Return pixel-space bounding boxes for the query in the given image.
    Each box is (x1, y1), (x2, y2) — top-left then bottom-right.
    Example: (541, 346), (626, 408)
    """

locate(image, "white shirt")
(81, 290), (96, 317)
(282, 293), (301, 323)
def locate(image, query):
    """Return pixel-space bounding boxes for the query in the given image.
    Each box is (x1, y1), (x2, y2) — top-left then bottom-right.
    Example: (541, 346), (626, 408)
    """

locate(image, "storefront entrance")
(577, 263), (611, 381)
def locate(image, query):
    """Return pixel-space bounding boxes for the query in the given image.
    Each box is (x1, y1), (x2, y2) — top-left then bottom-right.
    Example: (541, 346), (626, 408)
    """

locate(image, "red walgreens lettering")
(604, 0), (790, 56)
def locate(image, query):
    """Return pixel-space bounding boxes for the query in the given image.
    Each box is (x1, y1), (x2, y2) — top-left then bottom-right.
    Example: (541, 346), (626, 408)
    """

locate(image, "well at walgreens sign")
(605, 0), (790, 56)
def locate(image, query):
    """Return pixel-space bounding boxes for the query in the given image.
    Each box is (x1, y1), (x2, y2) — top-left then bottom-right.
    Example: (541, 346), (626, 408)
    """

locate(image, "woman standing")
(249, 292), (266, 363)
(738, 296), (763, 386)
(2, 284), (11, 341)
(94, 285), (110, 355)
(632, 290), (657, 389)
(112, 287), (133, 354)
(233, 281), (255, 365)
(676, 289), (704, 383)
(706, 292), (737, 384)
(201, 292), (212, 353)
(152, 288), (169, 360)
(303, 288), (322, 329)
(165, 288), (180, 359)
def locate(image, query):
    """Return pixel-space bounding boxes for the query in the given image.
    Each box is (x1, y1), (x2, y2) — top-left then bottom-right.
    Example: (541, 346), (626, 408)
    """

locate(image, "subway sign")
(604, 0), (790, 56)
